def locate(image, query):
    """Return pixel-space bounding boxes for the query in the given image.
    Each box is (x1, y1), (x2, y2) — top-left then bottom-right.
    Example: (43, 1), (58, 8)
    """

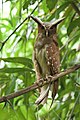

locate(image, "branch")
(0, 0), (42, 51)
(0, 64), (80, 103)
(68, 93), (80, 120)
(60, 34), (78, 51)
(71, 2), (80, 16)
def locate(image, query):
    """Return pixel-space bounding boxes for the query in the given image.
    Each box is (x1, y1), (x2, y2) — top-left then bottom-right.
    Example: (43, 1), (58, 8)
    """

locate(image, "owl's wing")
(33, 49), (50, 105)
(45, 42), (60, 103)
(46, 42), (60, 74)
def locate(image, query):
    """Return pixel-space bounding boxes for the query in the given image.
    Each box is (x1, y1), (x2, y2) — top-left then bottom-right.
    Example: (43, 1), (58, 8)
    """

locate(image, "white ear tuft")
(30, 16), (43, 26)
(50, 17), (65, 28)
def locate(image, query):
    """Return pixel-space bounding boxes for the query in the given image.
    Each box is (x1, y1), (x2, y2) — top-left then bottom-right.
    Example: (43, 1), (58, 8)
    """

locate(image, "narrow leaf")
(0, 57), (33, 68)
(67, 17), (80, 35)
(46, 0), (58, 11)
(0, 67), (34, 73)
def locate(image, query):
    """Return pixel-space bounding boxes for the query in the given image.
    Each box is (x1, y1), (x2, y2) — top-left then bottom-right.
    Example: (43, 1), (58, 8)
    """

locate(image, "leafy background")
(0, 0), (80, 120)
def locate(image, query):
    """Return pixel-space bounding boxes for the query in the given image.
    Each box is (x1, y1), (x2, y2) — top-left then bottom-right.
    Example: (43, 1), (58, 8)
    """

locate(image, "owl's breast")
(34, 36), (53, 50)
(35, 44), (50, 77)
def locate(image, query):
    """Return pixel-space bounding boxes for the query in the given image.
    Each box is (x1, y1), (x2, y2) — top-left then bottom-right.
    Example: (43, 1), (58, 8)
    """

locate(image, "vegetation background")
(0, 0), (80, 120)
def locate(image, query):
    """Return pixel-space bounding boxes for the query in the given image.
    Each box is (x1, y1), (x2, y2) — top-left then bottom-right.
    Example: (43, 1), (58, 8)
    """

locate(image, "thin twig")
(0, 0), (42, 51)
(0, 64), (80, 103)
(60, 34), (78, 51)
(68, 93), (80, 120)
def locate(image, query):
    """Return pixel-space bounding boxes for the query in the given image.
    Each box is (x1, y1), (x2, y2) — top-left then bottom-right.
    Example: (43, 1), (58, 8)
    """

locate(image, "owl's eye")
(50, 27), (53, 29)
(50, 26), (55, 30)
(41, 26), (44, 29)
(47, 30), (51, 36)
(48, 29), (53, 36)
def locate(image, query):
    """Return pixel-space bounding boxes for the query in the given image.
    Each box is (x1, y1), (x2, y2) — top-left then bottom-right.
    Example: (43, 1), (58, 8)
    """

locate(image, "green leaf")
(67, 17), (80, 35)
(23, 1), (29, 10)
(17, 107), (26, 120)
(1, 18), (13, 27)
(0, 57), (33, 68)
(0, 74), (10, 83)
(0, 67), (34, 73)
(48, 2), (69, 21)
(46, 0), (58, 11)
(23, 0), (36, 10)
(41, 0), (49, 13)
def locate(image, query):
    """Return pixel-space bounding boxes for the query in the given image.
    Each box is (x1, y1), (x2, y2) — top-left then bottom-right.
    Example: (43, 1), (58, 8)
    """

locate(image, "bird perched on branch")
(30, 16), (64, 105)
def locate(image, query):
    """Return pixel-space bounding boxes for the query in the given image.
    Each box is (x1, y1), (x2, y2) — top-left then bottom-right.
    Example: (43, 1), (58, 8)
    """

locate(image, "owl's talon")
(48, 75), (52, 78)
(45, 75), (52, 81)
(35, 78), (44, 92)
(35, 78), (44, 88)
(45, 74), (48, 80)
(44, 78), (47, 81)
(39, 78), (44, 86)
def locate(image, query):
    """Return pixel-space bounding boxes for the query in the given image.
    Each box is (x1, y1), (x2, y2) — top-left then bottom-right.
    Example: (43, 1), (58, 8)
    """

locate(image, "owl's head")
(30, 16), (64, 37)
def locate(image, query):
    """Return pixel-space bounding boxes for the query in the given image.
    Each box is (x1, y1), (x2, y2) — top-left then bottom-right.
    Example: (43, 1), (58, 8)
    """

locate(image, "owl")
(30, 16), (64, 105)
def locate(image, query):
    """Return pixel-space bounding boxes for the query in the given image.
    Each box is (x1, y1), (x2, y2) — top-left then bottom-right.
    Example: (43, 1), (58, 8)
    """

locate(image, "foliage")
(0, 0), (80, 120)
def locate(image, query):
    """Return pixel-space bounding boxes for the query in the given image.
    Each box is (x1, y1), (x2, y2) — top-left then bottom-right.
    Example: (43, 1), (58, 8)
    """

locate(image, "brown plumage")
(30, 16), (64, 105)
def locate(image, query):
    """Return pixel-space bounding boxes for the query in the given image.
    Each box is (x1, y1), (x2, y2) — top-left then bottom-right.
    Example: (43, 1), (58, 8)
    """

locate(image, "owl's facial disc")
(43, 22), (51, 29)
(42, 22), (51, 37)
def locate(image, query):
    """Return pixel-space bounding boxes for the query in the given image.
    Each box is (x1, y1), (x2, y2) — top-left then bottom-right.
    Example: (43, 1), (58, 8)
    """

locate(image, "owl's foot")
(35, 78), (44, 92)
(45, 75), (52, 84)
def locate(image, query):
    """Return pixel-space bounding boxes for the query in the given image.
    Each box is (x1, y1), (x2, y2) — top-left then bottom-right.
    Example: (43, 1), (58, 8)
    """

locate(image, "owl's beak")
(44, 27), (49, 37)
(45, 30), (49, 37)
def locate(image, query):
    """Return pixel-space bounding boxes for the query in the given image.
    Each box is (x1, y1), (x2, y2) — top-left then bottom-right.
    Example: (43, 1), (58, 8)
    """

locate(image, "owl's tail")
(52, 79), (58, 99)
(50, 79), (58, 107)
(35, 80), (58, 106)
(35, 85), (50, 105)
